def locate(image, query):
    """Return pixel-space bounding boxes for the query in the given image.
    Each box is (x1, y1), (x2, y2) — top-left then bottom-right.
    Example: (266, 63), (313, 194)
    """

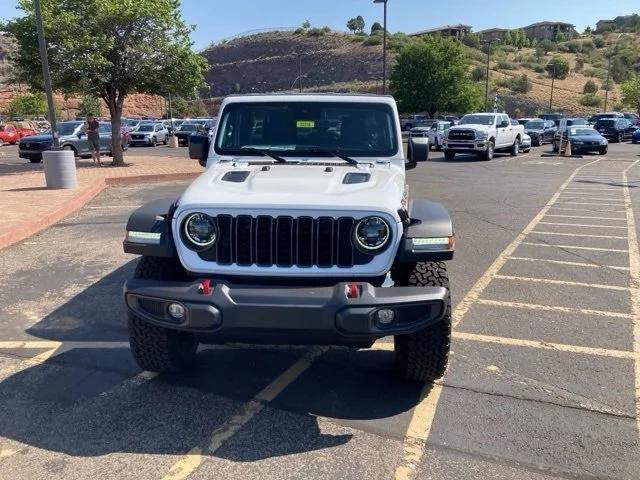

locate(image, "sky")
(1, 0), (637, 50)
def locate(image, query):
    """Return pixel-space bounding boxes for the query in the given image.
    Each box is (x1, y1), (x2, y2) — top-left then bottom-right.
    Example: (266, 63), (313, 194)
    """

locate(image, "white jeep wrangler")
(443, 113), (523, 161)
(122, 94), (454, 382)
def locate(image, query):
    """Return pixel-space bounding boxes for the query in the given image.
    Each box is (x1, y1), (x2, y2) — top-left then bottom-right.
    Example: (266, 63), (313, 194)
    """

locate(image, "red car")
(9, 121), (38, 138)
(0, 124), (20, 146)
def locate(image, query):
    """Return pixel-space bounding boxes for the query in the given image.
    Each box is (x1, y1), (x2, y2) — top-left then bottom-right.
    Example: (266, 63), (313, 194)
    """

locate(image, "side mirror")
(189, 134), (210, 167)
(406, 136), (429, 170)
(500, 120), (509, 128)
(77, 132), (84, 138)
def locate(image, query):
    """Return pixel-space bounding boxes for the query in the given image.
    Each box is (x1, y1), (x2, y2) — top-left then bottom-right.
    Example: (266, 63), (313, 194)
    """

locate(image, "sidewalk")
(0, 155), (202, 250)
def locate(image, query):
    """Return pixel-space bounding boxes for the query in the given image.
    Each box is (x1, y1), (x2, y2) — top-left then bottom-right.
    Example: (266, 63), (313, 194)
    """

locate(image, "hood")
(525, 128), (543, 133)
(19, 134), (52, 142)
(450, 124), (491, 131)
(176, 161), (405, 218)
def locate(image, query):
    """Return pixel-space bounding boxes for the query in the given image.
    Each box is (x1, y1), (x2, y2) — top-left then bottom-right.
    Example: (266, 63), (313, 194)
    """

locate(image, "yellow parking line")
(454, 332), (634, 359)
(521, 241), (628, 252)
(507, 256), (630, 271)
(532, 231), (627, 239)
(538, 222), (627, 229)
(621, 160), (640, 438)
(493, 274), (632, 291)
(476, 298), (633, 319)
(545, 214), (626, 221)
(161, 348), (326, 480)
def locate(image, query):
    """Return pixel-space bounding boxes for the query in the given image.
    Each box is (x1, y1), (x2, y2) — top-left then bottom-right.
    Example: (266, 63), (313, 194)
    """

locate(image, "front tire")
(599, 148), (608, 155)
(128, 257), (198, 373)
(29, 158), (42, 163)
(444, 150), (455, 161)
(392, 262), (451, 382)
(481, 140), (494, 161)
(510, 139), (519, 157)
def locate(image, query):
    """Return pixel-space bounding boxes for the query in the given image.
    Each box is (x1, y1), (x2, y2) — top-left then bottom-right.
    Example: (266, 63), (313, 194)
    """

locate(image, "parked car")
(623, 112), (640, 126)
(0, 124), (20, 146)
(129, 123), (169, 146)
(443, 113), (524, 161)
(538, 113), (564, 126)
(18, 121), (126, 163)
(632, 128), (640, 144)
(520, 133), (532, 153)
(524, 119), (556, 146)
(9, 121), (38, 138)
(593, 118), (637, 142)
(426, 121), (451, 150)
(553, 126), (608, 155)
(174, 122), (205, 146)
(588, 112), (624, 125)
(516, 118), (535, 126)
(400, 114), (429, 131)
(554, 117), (588, 144)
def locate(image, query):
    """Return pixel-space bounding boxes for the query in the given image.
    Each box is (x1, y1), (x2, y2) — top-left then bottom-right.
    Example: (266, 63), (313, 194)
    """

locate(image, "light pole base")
(168, 135), (179, 148)
(43, 150), (77, 189)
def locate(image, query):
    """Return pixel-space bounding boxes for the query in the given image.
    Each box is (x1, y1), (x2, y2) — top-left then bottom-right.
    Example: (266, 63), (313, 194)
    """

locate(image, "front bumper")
(124, 278), (448, 346)
(130, 137), (153, 145)
(443, 140), (487, 152)
(19, 150), (44, 160)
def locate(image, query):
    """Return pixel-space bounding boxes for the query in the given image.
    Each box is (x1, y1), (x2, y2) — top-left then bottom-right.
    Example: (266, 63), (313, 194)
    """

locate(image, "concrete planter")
(43, 150), (77, 189)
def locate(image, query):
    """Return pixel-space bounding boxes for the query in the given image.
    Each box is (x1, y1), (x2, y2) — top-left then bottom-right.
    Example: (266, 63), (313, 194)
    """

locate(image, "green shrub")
(557, 43), (570, 53)
(574, 57), (585, 73)
(565, 40), (581, 53)
(583, 79), (598, 94)
(602, 79), (614, 90)
(581, 40), (595, 52)
(322, 26), (331, 33)
(471, 65), (486, 82)
(294, 27), (304, 34)
(545, 57), (570, 79)
(509, 74), (532, 93)
(584, 67), (604, 78)
(307, 27), (326, 37)
(594, 37), (606, 48)
(497, 60), (517, 70)
(462, 33), (480, 49)
(363, 35), (383, 46)
(494, 77), (510, 88)
(580, 94), (602, 107)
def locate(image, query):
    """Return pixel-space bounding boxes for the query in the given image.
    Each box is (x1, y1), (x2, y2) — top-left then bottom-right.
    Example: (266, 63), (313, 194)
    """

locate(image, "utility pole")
(482, 40), (494, 112)
(33, 0), (59, 148)
(549, 62), (556, 112)
(604, 55), (612, 112)
(373, 0), (388, 94)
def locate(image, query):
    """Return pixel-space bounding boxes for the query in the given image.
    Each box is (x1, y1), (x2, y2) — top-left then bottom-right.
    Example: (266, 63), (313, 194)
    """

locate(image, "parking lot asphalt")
(0, 143), (639, 479)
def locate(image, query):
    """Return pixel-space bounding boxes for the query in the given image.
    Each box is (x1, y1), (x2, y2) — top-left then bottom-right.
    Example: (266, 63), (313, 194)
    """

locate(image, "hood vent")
(221, 171), (250, 183)
(343, 172), (371, 185)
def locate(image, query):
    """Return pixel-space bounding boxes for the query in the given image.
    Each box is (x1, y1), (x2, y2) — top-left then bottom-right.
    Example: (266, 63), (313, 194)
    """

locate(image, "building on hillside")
(522, 21), (576, 40)
(477, 28), (509, 42)
(595, 19), (616, 32)
(596, 14), (640, 33)
(408, 24), (472, 39)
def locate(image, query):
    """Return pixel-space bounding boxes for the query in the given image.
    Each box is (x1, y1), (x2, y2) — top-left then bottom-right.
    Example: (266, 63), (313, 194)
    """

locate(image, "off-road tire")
(391, 261), (451, 382)
(444, 150), (455, 161)
(128, 256), (197, 372)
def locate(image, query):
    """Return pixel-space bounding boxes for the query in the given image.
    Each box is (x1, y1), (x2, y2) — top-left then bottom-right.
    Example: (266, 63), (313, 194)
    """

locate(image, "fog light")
(167, 303), (185, 320)
(375, 308), (395, 327)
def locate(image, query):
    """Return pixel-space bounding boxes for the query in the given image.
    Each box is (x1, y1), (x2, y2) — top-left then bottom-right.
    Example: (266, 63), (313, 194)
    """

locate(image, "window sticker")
(296, 120), (315, 128)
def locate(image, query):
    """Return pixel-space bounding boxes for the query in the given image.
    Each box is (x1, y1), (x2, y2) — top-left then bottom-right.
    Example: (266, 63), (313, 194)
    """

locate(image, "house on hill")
(596, 14), (640, 33)
(408, 24), (472, 39)
(477, 28), (509, 42)
(523, 21), (576, 40)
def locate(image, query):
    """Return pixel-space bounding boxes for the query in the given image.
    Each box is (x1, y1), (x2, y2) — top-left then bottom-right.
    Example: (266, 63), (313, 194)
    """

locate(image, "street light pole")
(604, 55), (612, 112)
(33, 0), (59, 148)
(374, 0), (388, 94)
(549, 63), (556, 112)
(481, 40), (493, 112)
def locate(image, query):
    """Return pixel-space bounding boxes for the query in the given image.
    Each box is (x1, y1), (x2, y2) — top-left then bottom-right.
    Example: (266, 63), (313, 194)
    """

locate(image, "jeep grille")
(197, 215), (375, 268)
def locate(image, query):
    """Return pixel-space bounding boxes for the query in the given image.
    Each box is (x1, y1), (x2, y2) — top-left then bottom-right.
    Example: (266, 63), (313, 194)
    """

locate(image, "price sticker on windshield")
(296, 120), (315, 129)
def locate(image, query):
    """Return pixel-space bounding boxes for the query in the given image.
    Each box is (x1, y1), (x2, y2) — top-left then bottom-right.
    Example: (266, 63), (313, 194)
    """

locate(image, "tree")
(355, 16), (365, 34)
(5, 91), (47, 118)
(545, 57), (570, 79)
(5, 0), (207, 166)
(302, 19), (311, 29)
(77, 95), (103, 117)
(583, 80), (598, 95)
(390, 36), (482, 117)
(509, 74), (531, 93)
(371, 22), (383, 35)
(539, 39), (555, 55)
(584, 26), (592, 35)
(621, 77), (640, 114)
(503, 30), (513, 45)
(347, 17), (358, 34)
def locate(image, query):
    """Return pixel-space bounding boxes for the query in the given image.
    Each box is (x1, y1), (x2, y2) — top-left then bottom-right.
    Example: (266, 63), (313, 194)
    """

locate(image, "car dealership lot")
(0, 143), (639, 479)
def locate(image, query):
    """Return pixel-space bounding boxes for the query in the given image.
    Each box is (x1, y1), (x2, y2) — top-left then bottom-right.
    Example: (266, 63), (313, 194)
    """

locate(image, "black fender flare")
(396, 199), (454, 263)
(123, 198), (178, 258)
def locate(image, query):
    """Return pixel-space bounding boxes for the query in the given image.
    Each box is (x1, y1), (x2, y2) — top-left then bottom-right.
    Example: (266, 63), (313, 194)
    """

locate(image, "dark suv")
(593, 118), (638, 143)
(524, 119), (556, 146)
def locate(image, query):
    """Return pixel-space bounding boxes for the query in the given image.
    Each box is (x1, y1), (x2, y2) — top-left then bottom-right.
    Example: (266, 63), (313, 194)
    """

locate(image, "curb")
(0, 171), (200, 251)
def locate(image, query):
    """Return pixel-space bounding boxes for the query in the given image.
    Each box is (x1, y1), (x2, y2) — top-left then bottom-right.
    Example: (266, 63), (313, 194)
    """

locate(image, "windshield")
(179, 124), (199, 131)
(595, 119), (616, 126)
(570, 128), (598, 136)
(458, 115), (495, 126)
(525, 120), (544, 129)
(43, 123), (81, 136)
(215, 101), (398, 158)
(137, 125), (155, 132)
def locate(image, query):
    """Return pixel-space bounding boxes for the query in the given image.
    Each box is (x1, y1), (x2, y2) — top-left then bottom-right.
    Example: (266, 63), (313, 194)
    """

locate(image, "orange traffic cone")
(564, 138), (572, 156)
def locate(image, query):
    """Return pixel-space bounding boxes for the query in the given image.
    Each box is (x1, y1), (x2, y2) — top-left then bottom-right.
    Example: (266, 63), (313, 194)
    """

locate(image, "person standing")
(86, 114), (102, 167)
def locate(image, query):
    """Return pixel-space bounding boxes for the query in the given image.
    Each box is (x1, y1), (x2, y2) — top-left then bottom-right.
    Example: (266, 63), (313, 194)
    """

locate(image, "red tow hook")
(346, 283), (361, 299)
(199, 279), (213, 295)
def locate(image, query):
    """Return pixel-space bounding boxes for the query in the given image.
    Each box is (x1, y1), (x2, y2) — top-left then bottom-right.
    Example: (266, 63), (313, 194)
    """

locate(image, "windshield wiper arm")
(295, 147), (360, 166)
(240, 147), (288, 163)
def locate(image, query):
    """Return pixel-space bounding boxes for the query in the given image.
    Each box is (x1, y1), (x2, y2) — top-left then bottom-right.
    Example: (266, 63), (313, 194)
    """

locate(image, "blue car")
(633, 128), (640, 144)
(557, 126), (608, 155)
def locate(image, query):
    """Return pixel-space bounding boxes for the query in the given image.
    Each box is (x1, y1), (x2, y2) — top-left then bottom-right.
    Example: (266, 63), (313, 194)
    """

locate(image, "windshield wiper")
(240, 147), (288, 163)
(294, 147), (360, 166)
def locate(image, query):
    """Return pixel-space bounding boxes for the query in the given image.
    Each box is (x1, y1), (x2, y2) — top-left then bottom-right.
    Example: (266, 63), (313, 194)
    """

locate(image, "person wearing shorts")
(86, 114), (102, 166)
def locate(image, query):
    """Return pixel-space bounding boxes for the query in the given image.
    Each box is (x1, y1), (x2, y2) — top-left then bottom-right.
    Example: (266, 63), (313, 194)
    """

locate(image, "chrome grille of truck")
(197, 215), (375, 268)
(448, 129), (476, 141)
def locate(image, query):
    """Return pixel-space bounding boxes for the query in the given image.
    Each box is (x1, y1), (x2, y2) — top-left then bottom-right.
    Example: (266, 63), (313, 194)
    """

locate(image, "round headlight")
(183, 213), (217, 249)
(353, 216), (390, 252)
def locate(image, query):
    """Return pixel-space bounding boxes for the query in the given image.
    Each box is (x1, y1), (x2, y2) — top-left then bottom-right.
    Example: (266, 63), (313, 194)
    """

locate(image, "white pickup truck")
(443, 113), (524, 161)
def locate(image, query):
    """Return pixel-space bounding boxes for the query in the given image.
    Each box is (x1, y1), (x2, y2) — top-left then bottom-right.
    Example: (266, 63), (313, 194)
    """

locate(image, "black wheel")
(128, 257), (198, 373)
(151, 136), (157, 147)
(436, 139), (442, 151)
(533, 138), (541, 147)
(391, 262), (451, 382)
(62, 144), (77, 157)
(617, 133), (623, 143)
(163, 136), (168, 145)
(481, 141), (494, 161)
(599, 148), (608, 155)
(552, 141), (559, 153)
(444, 150), (455, 161)
(29, 158), (41, 163)
(510, 139), (519, 157)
